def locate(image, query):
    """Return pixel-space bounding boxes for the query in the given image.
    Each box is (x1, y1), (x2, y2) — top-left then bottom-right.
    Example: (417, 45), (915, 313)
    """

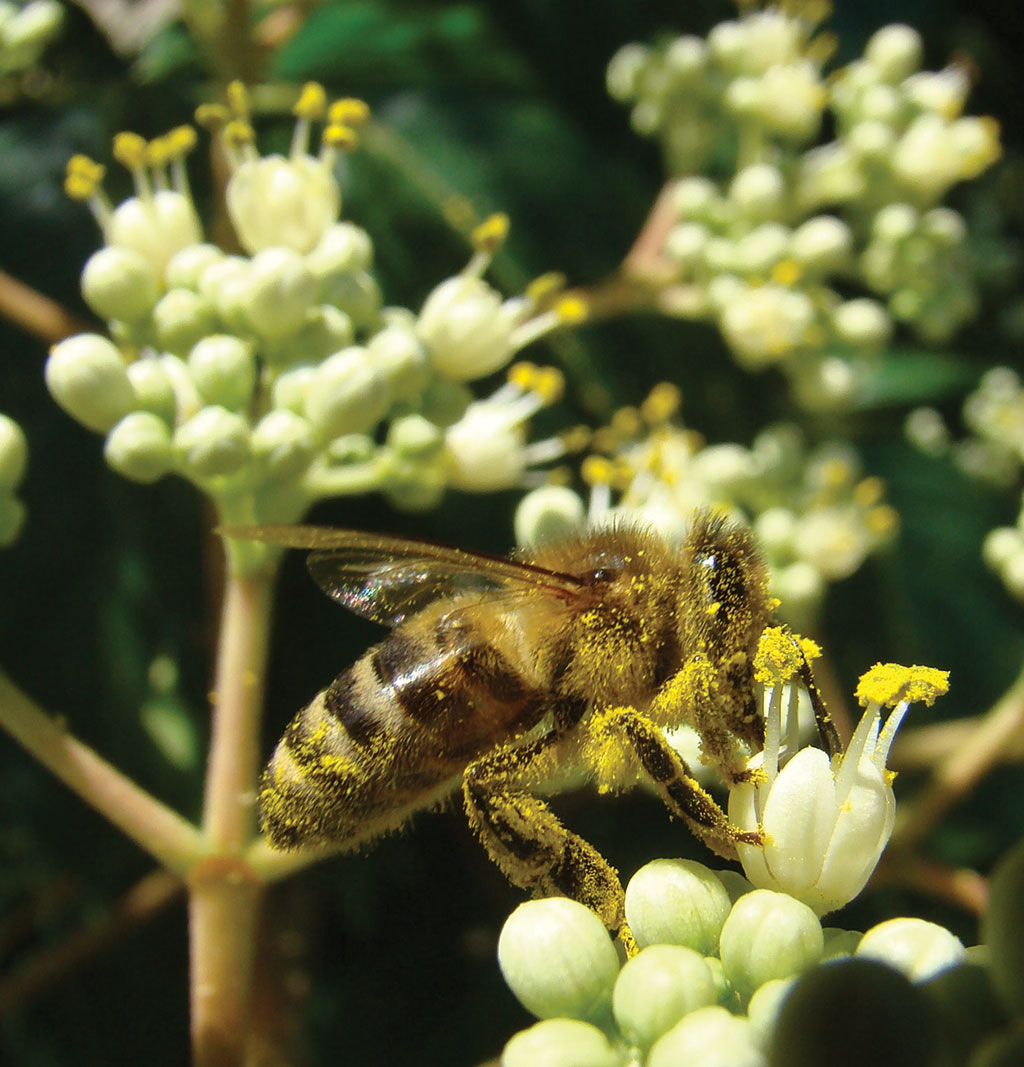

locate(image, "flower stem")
(0, 670), (202, 874)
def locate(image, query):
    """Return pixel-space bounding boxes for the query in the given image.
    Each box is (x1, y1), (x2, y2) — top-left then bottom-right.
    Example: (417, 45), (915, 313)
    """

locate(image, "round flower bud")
(417, 276), (520, 381)
(856, 917), (966, 983)
(984, 527), (1023, 572)
(386, 414), (443, 459)
(152, 287), (218, 357)
(164, 243), (224, 291)
(317, 269), (382, 332)
(753, 507), (797, 557)
(832, 298), (892, 349)
(714, 869), (754, 905)
(612, 945), (717, 1050)
(325, 434), (376, 466)
(307, 222), (374, 276)
(0, 414), (28, 490)
(157, 354), (202, 425)
(187, 335), (256, 410)
(0, 492), (26, 548)
(665, 223), (710, 270)
(46, 334), (135, 433)
(872, 203), (918, 245)
(367, 324), (432, 403)
(729, 164), (786, 222)
(664, 35), (708, 79)
(746, 976), (796, 1041)
(419, 380), (473, 428)
(304, 347), (391, 439)
(104, 411), (174, 484)
(272, 305), (354, 366)
(173, 406), (250, 479)
(846, 119), (897, 162)
(865, 24), (923, 83)
(624, 859), (732, 955)
(501, 1019), (622, 1067)
(250, 410), (316, 482)
(497, 898), (619, 1022)
(789, 216), (853, 273)
(719, 889), (824, 1000)
(106, 190), (202, 277)
(606, 42), (649, 101)
(822, 928), (863, 961)
(734, 224), (789, 276)
(3, 1), (63, 57)
(81, 246), (160, 323)
(271, 362), (317, 415)
(127, 358), (177, 425)
(647, 1005), (765, 1067)
(199, 256), (253, 337)
(515, 485), (585, 549)
(244, 247), (317, 341)
(673, 177), (718, 221)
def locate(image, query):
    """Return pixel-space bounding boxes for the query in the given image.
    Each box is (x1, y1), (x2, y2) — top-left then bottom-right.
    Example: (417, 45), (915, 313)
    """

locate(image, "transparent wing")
(223, 525), (585, 626)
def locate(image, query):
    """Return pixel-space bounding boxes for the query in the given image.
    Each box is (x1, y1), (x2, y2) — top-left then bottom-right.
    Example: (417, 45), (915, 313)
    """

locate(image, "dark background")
(1, 1), (1023, 1063)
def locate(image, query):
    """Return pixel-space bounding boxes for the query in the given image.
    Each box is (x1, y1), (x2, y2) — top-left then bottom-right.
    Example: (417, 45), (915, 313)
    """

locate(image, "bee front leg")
(589, 706), (765, 860)
(463, 737), (637, 957)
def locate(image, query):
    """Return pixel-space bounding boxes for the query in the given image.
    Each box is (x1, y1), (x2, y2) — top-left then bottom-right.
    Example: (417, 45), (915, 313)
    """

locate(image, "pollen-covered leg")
(463, 742), (636, 955)
(590, 706), (765, 860)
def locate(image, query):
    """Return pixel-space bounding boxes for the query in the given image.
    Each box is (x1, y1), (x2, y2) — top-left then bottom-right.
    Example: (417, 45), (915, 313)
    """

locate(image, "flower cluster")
(608, 10), (1001, 408)
(907, 368), (1024, 601)
(48, 83), (581, 562)
(496, 659), (962, 1066)
(0, 412), (27, 546)
(0, 0), (62, 79)
(515, 385), (898, 630)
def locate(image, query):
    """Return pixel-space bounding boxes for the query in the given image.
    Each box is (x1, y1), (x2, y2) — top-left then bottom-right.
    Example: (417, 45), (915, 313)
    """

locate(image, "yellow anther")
(525, 272), (567, 306)
(641, 382), (682, 425)
(442, 194), (476, 230)
(226, 80), (250, 119)
(771, 259), (803, 287)
(224, 119), (256, 148)
(610, 406), (643, 438)
(507, 361), (538, 391)
(328, 97), (371, 128)
(820, 456), (853, 488)
(146, 135), (172, 169)
(754, 627), (820, 686)
(532, 366), (565, 405)
(112, 131), (148, 170)
(322, 123), (359, 151)
(866, 504), (899, 536)
(64, 171), (100, 201)
(610, 458), (636, 491)
(962, 117), (1002, 177)
(855, 663), (950, 708)
(559, 425), (592, 453)
(293, 82), (327, 121)
(471, 212), (510, 254)
(854, 476), (885, 507)
(545, 465), (573, 486)
(581, 454), (616, 487)
(554, 294), (588, 326)
(166, 125), (198, 156)
(194, 103), (229, 130)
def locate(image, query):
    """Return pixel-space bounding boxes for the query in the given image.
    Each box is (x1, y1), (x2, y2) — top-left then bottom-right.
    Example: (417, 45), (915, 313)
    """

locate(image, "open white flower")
(729, 642), (948, 916)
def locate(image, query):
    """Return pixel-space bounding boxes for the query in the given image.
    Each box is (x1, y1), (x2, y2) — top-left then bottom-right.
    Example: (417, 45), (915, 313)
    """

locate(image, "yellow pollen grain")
(329, 97), (371, 127)
(293, 82), (327, 120)
(855, 663), (950, 708)
(754, 626), (808, 685)
(471, 212), (510, 253)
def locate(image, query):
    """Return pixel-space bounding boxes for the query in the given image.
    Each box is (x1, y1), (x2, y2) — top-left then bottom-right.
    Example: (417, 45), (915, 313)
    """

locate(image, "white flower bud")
(444, 409), (527, 491)
(822, 928), (863, 960)
(673, 177), (718, 220)
(198, 256), (253, 337)
(515, 486), (585, 548)
(173, 406), (250, 479)
(832, 298), (892, 349)
(771, 561), (825, 624)
(0, 414), (27, 489)
(859, 83), (903, 125)
(386, 414), (443, 458)
(318, 269), (382, 331)
(271, 362), (317, 414)
(497, 898), (619, 1022)
(227, 155), (340, 255)
(648, 1005), (766, 1067)
(921, 207), (967, 247)
(127, 358), (177, 425)
(606, 42), (650, 101)
(865, 24), (923, 83)
(796, 142), (864, 208)
(746, 976), (797, 1042)
(0, 492), (26, 547)
(367, 324), (432, 403)
(46, 334), (135, 433)
(613, 945), (717, 1050)
(157, 354), (201, 424)
(152, 288), (218, 356)
(106, 190), (202, 278)
(1002, 550), (1024, 600)
(270, 305), (355, 367)
(983, 527), (1023, 572)
(905, 406), (950, 457)
(856, 918), (966, 982)
(904, 67), (970, 118)
(846, 119), (897, 161)
(81, 246), (160, 323)
(718, 890), (824, 999)
(501, 1019), (621, 1067)
(244, 248), (317, 341)
(872, 202), (918, 244)
(729, 164), (786, 221)
(420, 379), (473, 427)
(307, 222), (374, 276)
(706, 20), (746, 71)
(795, 509), (871, 580)
(164, 243), (224, 291)
(753, 507), (797, 557)
(734, 224), (789, 276)
(104, 411), (174, 483)
(304, 347), (391, 439)
(892, 116), (962, 200)
(665, 222), (710, 269)
(187, 335), (256, 411)
(417, 275), (520, 381)
(789, 217), (853, 273)
(624, 859), (733, 955)
(250, 410), (316, 482)
(664, 35), (708, 80)
(720, 286), (815, 367)
(2, 0), (62, 57)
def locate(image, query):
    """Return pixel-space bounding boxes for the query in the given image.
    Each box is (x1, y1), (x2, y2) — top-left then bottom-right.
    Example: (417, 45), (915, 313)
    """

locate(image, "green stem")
(0, 670), (202, 875)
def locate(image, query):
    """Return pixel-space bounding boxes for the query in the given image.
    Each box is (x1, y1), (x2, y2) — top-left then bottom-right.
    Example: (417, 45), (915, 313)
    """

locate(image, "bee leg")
(591, 706), (765, 860)
(463, 739), (637, 956)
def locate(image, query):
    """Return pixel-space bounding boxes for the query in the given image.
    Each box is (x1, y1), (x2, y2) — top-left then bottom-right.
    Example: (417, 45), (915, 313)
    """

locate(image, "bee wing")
(224, 525), (585, 627)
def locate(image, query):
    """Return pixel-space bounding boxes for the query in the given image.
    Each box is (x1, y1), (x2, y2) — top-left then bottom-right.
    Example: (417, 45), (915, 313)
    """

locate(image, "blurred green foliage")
(1, 1), (1023, 1064)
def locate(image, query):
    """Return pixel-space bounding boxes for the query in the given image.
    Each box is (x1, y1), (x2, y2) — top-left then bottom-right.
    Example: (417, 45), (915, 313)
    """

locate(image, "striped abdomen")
(259, 610), (545, 849)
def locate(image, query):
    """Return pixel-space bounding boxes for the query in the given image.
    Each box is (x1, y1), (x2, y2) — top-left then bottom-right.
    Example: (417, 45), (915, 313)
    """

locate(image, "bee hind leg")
(462, 741), (637, 956)
(590, 706), (765, 860)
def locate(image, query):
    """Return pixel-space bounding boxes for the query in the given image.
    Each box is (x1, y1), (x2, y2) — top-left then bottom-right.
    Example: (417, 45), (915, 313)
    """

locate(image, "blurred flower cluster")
(607, 8), (1001, 408)
(47, 82), (579, 564)
(515, 385), (897, 629)
(0, 0), (61, 80)
(0, 412), (27, 546)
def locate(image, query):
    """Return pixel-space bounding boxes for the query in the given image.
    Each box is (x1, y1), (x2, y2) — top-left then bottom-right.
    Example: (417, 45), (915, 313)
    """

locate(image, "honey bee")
(239, 515), (783, 948)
